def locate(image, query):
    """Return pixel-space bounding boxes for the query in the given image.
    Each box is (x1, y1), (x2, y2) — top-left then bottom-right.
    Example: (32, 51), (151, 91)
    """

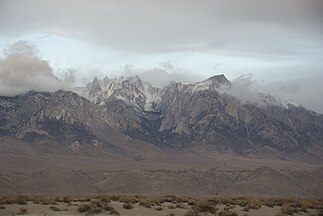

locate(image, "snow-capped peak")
(73, 74), (298, 113)
(177, 74), (231, 94)
(74, 75), (161, 112)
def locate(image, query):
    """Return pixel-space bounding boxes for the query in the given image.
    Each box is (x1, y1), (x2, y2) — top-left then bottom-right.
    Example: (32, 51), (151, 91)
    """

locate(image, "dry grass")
(242, 200), (262, 211)
(0, 194), (322, 215)
(119, 196), (138, 204)
(49, 206), (63, 211)
(17, 207), (28, 215)
(139, 199), (154, 208)
(62, 196), (72, 203)
(218, 210), (238, 216)
(193, 199), (217, 214)
(155, 206), (163, 211)
(78, 198), (119, 215)
(168, 204), (176, 209)
(108, 195), (121, 201)
(184, 210), (200, 216)
(275, 213), (288, 216)
(123, 203), (134, 209)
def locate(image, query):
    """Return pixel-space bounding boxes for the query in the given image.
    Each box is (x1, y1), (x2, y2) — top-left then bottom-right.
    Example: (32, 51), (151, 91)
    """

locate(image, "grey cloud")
(222, 75), (262, 106)
(0, 41), (72, 96)
(138, 69), (202, 87)
(108, 63), (203, 87)
(260, 76), (323, 114)
(3, 40), (39, 55)
(61, 68), (77, 84)
(224, 75), (323, 114)
(0, 0), (322, 54)
(0, 1), (322, 113)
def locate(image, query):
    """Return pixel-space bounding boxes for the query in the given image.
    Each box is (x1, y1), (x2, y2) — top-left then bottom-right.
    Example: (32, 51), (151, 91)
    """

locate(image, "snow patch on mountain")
(74, 75), (161, 112)
(73, 74), (299, 113)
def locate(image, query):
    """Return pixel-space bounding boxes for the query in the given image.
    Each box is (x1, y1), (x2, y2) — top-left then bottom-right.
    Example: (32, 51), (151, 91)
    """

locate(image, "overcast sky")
(0, 0), (323, 112)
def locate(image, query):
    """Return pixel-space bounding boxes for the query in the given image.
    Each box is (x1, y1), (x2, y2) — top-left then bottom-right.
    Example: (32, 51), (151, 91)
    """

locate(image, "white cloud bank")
(0, 41), (74, 96)
(226, 75), (323, 114)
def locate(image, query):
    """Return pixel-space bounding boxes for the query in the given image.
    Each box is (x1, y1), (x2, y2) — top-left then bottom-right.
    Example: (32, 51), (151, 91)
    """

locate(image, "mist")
(225, 75), (323, 114)
(0, 41), (74, 96)
(108, 63), (204, 87)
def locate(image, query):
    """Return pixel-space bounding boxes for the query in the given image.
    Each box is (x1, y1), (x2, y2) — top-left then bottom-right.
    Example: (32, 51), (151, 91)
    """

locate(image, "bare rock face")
(99, 75), (322, 157)
(202, 74), (232, 88)
(88, 77), (102, 98)
(0, 91), (122, 153)
(1, 74), (323, 159)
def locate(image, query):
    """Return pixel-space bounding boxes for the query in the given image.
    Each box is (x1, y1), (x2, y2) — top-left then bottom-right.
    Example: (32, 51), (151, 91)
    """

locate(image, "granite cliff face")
(70, 74), (323, 158)
(1, 74), (322, 159)
(0, 91), (123, 153)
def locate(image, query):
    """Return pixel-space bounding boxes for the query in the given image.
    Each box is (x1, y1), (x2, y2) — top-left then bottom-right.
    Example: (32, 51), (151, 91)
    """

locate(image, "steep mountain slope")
(1, 74), (321, 159)
(0, 90), (124, 153)
(74, 74), (323, 158)
(157, 79), (323, 155)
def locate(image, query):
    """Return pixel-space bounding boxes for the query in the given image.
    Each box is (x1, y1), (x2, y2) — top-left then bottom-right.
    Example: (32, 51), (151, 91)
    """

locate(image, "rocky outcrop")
(78, 74), (321, 156)
(0, 91), (122, 152)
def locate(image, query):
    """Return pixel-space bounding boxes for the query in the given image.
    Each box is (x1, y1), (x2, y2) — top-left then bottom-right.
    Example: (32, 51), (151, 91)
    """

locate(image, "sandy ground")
(0, 201), (320, 216)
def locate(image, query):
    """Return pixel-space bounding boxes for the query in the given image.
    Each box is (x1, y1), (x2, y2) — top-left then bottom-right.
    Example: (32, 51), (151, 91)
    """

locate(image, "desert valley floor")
(0, 194), (322, 216)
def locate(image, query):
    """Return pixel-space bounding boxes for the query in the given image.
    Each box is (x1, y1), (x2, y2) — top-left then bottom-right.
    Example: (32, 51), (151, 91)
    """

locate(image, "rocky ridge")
(0, 74), (322, 158)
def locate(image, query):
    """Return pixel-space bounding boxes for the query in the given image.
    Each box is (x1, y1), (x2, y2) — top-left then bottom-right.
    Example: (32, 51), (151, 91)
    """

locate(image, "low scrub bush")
(62, 196), (71, 203)
(168, 205), (175, 209)
(16, 196), (28, 205)
(184, 210), (200, 216)
(280, 204), (299, 215)
(120, 196), (138, 204)
(275, 213), (288, 216)
(218, 210), (238, 216)
(18, 207), (28, 215)
(123, 203), (134, 209)
(108, 195), (120, 201)
(175, 203), (186, 209)
(78, 200), (119, 215)
(243, 201), (261, 211)
(49, 206), (61, 211)
(194, 200), (217, 214)
(155, 206), (163, 211)
(139, 199), (153, 208)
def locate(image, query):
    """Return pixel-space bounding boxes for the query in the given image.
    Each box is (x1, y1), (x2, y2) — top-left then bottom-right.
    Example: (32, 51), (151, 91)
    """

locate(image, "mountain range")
(0, 74), (322, 196)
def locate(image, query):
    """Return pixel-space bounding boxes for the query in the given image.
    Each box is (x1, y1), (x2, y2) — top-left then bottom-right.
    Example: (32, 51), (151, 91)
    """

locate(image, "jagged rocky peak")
(164, 74), (231, 95)
(103, 76), (110, 86)
(256, 93), (290, 109)
(121, 75), (144, 91)
(85, 75), (161, 112)
(92, 76), (100, 85)
(202, 74), (231, 88)
(89, 76), (102, 97)
(165, 81), (184, 92)
(1, 73), (323, 158)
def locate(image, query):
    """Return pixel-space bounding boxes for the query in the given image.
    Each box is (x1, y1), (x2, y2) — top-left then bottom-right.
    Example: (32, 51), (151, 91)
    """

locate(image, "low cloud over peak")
(0, 41), (73, 96)
(0, 40), (322, 114)
(225, 75), (323, 114)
